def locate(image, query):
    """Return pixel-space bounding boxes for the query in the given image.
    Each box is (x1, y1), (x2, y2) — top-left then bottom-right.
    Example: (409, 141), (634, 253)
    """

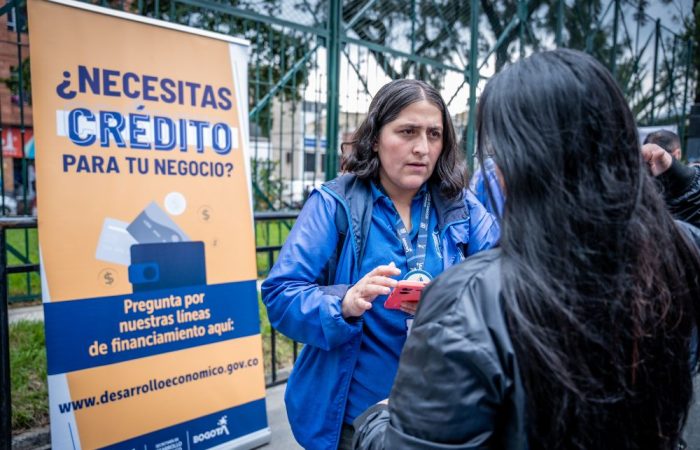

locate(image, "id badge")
(403, 269), (432, 282)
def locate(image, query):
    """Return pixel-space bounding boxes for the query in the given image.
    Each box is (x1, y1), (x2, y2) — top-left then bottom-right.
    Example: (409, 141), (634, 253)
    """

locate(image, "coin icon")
(164, 192), (187, 216)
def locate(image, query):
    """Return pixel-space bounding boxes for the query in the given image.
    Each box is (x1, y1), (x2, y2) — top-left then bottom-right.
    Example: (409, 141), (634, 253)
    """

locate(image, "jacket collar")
(428, 182), (469, 230)
(322, 174), (470, 259)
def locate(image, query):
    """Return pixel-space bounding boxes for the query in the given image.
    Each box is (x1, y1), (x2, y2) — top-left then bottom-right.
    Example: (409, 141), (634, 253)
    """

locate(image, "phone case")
(384, 281), (427, 310)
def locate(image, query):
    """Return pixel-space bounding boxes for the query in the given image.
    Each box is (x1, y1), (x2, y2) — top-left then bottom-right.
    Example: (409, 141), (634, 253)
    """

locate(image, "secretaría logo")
(192, 415), (230, 445)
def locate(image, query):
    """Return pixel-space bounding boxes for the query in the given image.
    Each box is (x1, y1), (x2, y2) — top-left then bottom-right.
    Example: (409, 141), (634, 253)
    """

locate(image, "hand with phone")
(400, 299), (419, 315)
(342, 263), (401, 318)
(384, 280), (427, 315)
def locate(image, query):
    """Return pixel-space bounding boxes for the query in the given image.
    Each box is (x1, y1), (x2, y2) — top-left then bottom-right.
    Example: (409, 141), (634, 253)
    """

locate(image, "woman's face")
(376, 100), (444, 200)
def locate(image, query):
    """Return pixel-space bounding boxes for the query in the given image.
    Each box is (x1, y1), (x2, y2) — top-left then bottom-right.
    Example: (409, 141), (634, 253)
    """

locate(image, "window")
(7, 8), (16, 31)
(7, 6), (27, 32)
(304, 153), (315, 172)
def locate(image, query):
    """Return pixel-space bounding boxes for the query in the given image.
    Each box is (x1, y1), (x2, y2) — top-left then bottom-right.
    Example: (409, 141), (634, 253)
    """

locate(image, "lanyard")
(393, 191), (431, 272)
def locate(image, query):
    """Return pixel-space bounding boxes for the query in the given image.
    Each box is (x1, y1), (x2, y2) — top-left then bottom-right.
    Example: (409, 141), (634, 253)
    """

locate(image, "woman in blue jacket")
(261, 79), (499, 450)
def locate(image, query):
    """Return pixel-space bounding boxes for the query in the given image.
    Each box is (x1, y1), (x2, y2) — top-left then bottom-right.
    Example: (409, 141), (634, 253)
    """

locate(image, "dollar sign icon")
(199, 205), (212, 222)
(99, 269), (116, 286)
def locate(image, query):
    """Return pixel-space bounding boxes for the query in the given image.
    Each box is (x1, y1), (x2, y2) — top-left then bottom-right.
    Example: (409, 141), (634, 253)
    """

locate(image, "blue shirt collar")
(371, 180), (428, 205)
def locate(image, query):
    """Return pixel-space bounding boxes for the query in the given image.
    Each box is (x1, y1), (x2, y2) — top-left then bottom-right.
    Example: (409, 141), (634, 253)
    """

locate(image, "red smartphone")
(384, 280), (427, 310)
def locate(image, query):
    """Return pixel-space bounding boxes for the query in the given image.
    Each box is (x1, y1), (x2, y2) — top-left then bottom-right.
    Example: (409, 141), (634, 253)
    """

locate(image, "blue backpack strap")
(319, 174), (373, 284)
(326, 204), (348, 284)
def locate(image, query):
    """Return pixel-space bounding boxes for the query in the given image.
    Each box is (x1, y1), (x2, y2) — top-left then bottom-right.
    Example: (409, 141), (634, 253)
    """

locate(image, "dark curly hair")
(342, 79), (465, 199)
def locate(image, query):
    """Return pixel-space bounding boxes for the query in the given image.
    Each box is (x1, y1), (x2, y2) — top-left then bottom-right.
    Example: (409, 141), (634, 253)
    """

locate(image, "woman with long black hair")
(353, 49), (700, 449)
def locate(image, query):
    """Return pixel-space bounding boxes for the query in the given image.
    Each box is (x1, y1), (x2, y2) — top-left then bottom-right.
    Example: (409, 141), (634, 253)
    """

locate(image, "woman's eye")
(401, 129), (414, 135)
(430, 130), (442, 139)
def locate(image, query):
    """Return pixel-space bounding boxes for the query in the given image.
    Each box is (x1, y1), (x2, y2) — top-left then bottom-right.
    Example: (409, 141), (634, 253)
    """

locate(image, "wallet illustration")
(128, 241), (206, 292)
(95, 200), (207, 293)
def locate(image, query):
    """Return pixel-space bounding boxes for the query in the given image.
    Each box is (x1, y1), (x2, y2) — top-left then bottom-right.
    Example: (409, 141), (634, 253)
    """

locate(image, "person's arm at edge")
(643, 143), (700, 228)
(658, 158), (699, 200)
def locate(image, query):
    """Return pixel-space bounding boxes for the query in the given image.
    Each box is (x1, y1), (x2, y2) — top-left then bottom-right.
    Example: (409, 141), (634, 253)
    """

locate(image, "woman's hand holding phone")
(342, 262), (401, 318)
(400, 301), (418, 315)
(384, 280), (427, 313)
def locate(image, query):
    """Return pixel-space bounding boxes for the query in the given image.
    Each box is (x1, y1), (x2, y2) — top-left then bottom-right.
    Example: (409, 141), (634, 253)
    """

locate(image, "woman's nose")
(413, 134), (429, 154)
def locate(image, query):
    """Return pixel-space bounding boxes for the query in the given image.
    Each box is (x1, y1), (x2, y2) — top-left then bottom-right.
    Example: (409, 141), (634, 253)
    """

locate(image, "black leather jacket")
(659, 160), (700, 246)
(660, 161), (700, 228)
(354, 234), (700, 449)
(353, 249), (527, 449)
(353, 165), (700, 449)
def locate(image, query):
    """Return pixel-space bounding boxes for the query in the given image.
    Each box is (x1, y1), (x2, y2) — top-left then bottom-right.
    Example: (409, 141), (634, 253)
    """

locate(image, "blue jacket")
(261, 174), (500, 450)
(469, 157), (504, 217)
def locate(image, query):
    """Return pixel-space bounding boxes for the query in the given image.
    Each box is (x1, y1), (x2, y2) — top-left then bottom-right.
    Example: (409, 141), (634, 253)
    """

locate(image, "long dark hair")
(342, 79), (464, 199)
(477, 49), (700, 449)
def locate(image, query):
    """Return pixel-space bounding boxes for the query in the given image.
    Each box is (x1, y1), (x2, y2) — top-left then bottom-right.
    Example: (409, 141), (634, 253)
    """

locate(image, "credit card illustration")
(95, 218), (138, 266)
(128, 241), (206, 292)
(127, 202), (190, 244)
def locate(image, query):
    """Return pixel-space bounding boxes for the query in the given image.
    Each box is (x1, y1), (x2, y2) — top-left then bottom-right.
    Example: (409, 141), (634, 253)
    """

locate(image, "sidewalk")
(8, 304), (44, 323)
(264, 383), (302, 449)
(8, 305), (301, 449)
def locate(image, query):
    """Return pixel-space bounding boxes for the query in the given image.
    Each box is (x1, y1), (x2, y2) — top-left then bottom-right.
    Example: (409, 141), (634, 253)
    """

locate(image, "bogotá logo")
(192, 416), (230, 444)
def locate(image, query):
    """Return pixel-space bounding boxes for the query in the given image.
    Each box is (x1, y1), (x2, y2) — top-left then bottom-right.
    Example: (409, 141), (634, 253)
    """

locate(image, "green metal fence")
(0, 0), (694, 302)
(123, 0), (696, 207)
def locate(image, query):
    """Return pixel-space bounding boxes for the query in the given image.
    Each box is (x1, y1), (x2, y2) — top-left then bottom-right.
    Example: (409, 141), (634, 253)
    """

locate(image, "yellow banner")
(28, 0), (268, 448)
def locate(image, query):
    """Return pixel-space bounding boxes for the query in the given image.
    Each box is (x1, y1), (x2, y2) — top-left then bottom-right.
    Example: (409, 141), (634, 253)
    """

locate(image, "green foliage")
(251, 157), (284, 211)
(342, 0), (476, 88)
(341, 0), (562, 82)
(10, 320), (48, 433)
(2, 57), (31, 105)
(341, 0), (690, 124)
(258, 291), (298, 382)
(6, 228), (40, 302)
(255, 217), (293, 276)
